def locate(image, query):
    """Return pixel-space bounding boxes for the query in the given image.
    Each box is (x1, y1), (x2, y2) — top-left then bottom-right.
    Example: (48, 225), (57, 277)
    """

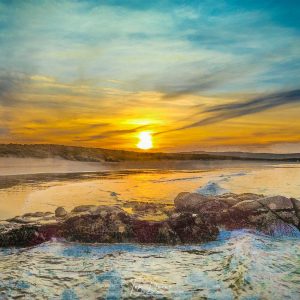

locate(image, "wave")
(195, 181), (228, 196)
(0, 230), (299, 299)
(152, 175), (202, 183)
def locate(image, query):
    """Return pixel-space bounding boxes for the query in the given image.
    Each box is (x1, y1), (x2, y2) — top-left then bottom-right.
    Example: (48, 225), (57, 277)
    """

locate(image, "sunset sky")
(0, 0), (299, 152)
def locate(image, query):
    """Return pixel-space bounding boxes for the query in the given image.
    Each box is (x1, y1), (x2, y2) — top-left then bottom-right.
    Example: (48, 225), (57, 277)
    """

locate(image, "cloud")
(1, 0), (299, 95)
(0, 71), (29, 106)
(73, 125), (149, 142)
(157, 89), (300, 134)
(0, 1), (300, 151)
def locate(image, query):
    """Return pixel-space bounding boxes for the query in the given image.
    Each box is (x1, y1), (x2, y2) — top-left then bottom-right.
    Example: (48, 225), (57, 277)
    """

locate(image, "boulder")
(234, 193), (264, 201)
(23, 212), (52, 218)
(72, 205), (97, 213)
(218, 196), (241, 206)
(174, 192), (213, 212)
(259, 196), (293, 210)
(167, 213), (219, 243)
(0, 224), (59, 247)
(173, 192), (300, 233)
(55, 207), (67, 217)
(231, 200), (264, 212)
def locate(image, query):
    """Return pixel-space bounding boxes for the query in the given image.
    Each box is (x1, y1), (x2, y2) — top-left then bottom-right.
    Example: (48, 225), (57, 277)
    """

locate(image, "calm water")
(1, 160), (300, 219)
(0, 230), (299, 299)
(1, 160), (300, 299)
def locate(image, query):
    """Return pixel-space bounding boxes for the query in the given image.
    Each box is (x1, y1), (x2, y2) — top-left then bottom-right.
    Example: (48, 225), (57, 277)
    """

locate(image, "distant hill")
(182, 150), (300, 160)
(0, 144), (300, 162)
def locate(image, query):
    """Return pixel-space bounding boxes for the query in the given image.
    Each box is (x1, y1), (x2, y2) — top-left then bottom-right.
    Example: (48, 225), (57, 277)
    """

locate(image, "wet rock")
(167, 213), (219, 243)
(55, 207), (67, 218)
(234, 193), (264, 201)
(0, 224), (59, 247)
(1, 192), (299, 247)
(218, 196), (241, 206)
(62, 214), (130, 243)
(131, 220), (178, 244)
(232, 200), (264, 212)
(174, 192), (212, 211)
(23, 211), (52, 218)
(259, 196), (293, 210)
(72, 205), (97, 213)
(197, 200), (229, 223)
(6, 216), (32, 224)
(174, 192), (300, 233)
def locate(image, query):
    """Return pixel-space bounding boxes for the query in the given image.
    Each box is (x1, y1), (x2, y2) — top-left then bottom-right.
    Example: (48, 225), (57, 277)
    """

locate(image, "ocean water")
(0, 230), (299, 299)
(1, 160), (300, 299)
(2, 161), (300, 220)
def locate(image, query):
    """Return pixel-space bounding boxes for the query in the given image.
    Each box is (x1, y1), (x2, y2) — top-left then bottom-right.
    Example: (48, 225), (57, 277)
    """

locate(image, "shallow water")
(0, 230), (299, 299)
(1, 161), (300, 220)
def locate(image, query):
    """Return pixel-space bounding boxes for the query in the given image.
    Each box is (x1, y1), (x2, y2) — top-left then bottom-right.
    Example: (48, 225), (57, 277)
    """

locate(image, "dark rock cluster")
(0, 205), (218, 247)
(1, 192), (299, 247)
(174, 192), (300, 234)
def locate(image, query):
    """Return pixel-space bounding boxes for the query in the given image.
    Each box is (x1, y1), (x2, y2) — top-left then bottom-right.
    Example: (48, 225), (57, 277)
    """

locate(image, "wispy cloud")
(157, 89), (300, 134)
(74, 125), (149, 142)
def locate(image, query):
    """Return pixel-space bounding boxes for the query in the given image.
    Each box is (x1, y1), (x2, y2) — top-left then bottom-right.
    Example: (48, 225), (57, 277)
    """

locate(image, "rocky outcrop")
(0, 205), (218, 247)
(174, 192), (300, 234)
(1, 192), (299, 248)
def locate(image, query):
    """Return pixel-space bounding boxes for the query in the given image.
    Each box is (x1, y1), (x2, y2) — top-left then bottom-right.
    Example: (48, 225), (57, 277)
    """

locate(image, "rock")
(218, 196), (241, 206)
(23, 212), (52, 218)
(173, 192), (300, 233)
(71, 205), (96, 213)
(291, 198), (300, 210)
(174, 192), (230, 223)
(0, 204), (219, 247)
(259, 196), (293, 210)
(235, 193), (264, 201)
(6, 216), (32, 224)
(1, 191), (300, 247)
(174, 192), (213, 212)
(167, 213), (219, 244)
(0, 224), (59, 247)
(197, 200), (229, 222)
(55, 207), (67, 218)
(248, 209), (298, 234)
(132, 220), (178, 244)
(232, 200), (264, 212)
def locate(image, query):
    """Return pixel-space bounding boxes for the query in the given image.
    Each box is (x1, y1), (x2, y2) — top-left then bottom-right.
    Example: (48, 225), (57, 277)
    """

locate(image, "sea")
(0, 158), (299, 299)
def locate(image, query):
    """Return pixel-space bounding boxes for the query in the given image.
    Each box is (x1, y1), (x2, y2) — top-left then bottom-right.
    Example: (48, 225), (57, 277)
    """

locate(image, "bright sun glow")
(137, 131), (153, 150)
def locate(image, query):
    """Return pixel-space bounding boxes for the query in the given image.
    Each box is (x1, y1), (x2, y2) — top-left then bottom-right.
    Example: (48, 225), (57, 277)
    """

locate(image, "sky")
(0, 0), (299, 152)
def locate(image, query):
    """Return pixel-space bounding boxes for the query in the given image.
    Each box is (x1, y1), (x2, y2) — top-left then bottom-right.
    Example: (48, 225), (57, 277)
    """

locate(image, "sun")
(137, 131), (153, 150)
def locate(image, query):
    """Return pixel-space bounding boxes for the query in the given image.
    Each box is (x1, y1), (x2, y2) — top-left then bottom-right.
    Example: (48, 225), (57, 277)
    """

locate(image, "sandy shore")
(1, 158), (300, 221)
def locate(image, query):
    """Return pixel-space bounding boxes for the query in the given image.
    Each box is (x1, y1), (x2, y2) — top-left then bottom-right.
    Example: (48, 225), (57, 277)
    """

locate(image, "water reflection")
(1, 162), (300, 220)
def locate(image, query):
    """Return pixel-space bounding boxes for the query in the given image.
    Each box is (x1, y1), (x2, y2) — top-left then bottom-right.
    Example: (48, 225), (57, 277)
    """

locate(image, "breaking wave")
(0, 230), (299, 299)
(196, 181), (229, 196)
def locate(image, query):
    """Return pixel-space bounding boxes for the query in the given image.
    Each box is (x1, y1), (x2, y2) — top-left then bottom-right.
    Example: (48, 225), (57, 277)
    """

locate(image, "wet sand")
(1, 158), (300, 220)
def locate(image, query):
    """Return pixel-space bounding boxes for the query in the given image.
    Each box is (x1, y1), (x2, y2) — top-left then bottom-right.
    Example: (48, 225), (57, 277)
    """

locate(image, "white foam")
(196, 181), (228, 196)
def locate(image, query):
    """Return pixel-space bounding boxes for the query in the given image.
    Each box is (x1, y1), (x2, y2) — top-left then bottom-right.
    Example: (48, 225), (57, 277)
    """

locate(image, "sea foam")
(195, 181), (228, 196)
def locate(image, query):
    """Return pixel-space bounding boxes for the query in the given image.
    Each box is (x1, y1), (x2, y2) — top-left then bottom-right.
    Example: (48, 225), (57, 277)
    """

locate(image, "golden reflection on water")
(1, 162), (300, 220)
